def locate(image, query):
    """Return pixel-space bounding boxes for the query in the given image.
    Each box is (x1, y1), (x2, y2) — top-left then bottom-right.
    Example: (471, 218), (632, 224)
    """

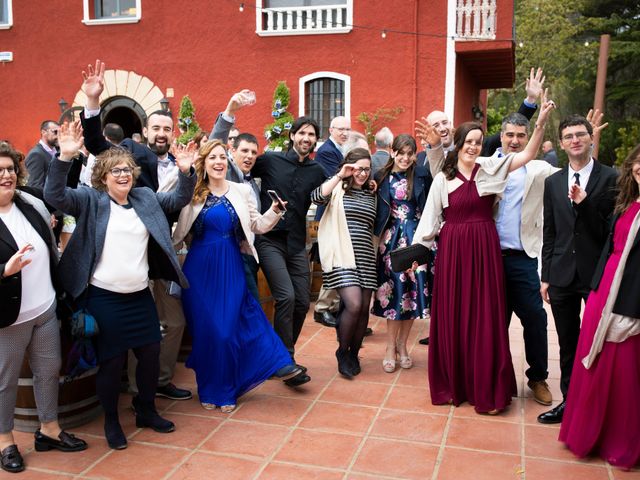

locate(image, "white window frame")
(299, 71), (351, 141)
(0, 0), (13, 30)
(82, 0), (141, 26)
(256, 0), (353, 37)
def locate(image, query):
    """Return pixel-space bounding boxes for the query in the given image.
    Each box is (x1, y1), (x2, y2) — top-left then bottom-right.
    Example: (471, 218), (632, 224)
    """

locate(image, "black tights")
(336, 287), (373, 354)
(96, 342), (160, 422)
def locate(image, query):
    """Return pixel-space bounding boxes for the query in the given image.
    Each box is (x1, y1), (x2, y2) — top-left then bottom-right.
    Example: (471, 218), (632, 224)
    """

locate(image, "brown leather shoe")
(527, 380), (552, 406)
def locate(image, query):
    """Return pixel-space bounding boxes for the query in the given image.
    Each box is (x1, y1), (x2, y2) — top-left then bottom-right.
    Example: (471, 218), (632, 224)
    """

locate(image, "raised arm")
(414, 120), (446, 177)
(155, 142), (197, 213)
(78, 60), (113, 156)
(43, 121), (89, 218)
(208, 90), (253, 142)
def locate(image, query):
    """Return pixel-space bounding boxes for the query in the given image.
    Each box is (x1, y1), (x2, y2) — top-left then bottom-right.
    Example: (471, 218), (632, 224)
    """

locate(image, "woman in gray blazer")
(44, 122), (196, 451)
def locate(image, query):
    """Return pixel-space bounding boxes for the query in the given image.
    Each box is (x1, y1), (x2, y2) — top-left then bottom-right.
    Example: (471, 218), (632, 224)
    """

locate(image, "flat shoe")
(220, 405), (236, 413)
(34, 429), (88, 452)
(201, 402), (217, 410)
(1, 445), (24, 473)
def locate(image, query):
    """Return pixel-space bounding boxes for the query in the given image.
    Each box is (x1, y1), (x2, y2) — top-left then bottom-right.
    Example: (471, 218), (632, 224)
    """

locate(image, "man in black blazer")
(25, 120), (59, 190)
(538, 115), (617, 424)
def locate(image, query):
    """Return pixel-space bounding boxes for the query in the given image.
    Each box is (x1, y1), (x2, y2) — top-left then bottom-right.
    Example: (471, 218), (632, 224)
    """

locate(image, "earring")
(203, 170), (208, 181)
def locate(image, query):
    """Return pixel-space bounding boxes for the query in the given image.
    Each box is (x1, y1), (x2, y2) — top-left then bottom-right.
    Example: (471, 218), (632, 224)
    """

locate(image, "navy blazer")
(0, 191), (59, 327)
(44, 158), (196, 299)
(313, 140), (343, 221)
(374, 165), (432, 236)
(590, 208), (640, 318)
(541, 161), (618, 287)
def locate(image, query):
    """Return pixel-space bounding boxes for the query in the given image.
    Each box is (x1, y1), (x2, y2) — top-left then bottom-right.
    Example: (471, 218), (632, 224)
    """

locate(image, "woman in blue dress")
(373, 134), (432, 373)
(173, 141), (300, 413)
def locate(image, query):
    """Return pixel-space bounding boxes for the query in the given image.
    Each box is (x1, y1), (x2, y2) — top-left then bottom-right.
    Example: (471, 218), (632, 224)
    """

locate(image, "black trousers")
(548, 276), (590, 398)
(503, 253), (548, 382)
(255, 235), (310, 360)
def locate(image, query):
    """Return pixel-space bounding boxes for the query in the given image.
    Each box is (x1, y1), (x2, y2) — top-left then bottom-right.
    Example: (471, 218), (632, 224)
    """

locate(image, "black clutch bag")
(389, 244), (431, 272)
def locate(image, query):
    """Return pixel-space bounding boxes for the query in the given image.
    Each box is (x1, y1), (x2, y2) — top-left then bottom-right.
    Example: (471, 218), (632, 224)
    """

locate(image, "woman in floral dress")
(372, 134), (433, 372)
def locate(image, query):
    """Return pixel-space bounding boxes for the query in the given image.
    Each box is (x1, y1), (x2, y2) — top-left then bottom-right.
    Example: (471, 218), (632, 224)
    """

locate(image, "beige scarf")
(583, 207), (640, 369)
(317, 186), (356, 273)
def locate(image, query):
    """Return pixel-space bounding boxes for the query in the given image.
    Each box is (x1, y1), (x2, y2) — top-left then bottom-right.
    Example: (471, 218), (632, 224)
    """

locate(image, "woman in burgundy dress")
(413, 98), (554, 413)
(559, 145), (640, 469)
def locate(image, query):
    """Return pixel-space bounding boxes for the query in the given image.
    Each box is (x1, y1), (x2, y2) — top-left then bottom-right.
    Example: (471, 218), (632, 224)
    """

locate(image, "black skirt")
(86, 285), (161, 361)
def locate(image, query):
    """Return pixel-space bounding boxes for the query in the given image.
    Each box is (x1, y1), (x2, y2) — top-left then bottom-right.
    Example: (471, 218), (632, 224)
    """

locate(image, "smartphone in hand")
(267, 189), (287, 212)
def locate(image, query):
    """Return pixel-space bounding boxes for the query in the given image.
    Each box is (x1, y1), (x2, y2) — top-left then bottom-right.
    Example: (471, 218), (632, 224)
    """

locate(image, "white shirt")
(156, 154), (177, 190)
(90, 202), (150, 293)
(0, 204), (56, 325)
(568, 158), (594, 191)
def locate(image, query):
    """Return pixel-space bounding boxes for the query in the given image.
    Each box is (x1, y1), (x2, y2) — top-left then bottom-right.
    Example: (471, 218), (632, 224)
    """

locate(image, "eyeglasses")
(109, 167), (133, 177)
(48, 129), (59, 135)
(561, 131), (590, 142)
(355, 167), (371, 175)
(0, 166), (16, 176)
(228, 136), (237, 141)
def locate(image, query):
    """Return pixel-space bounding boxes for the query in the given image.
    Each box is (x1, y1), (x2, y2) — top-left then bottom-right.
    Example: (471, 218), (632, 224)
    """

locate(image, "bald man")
(542, 140), (558, 167)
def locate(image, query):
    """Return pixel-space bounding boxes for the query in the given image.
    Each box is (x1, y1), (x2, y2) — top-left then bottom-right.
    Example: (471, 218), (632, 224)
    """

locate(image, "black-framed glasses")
(109, 167), (133, 177)
(561, 131), (590, 142)
(355, 167), (371, 175)
(0, 166), (16, 176)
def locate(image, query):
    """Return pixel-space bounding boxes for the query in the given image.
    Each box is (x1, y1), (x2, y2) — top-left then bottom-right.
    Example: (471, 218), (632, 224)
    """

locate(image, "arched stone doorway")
(101, 96), (146, 140)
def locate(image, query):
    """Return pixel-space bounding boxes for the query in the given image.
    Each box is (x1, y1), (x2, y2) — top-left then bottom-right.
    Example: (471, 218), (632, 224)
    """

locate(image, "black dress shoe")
(132, 396), (176, 433)
(537, 400), (566, 424)
(419, 337), (429, 345)
(295, 364), (308, 374)
(284, 371), (311, 387)
(1, 445), (24, 473)
(156, 383), (192, 400)
(104, 420), (128, 450)
(314, 311), (337, 327)
(34, 430), (88, 452)
(275, 364), (303, 381)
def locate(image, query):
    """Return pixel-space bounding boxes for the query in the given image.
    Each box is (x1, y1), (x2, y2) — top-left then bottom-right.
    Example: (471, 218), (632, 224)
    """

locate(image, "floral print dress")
(372, 171), (430, 321)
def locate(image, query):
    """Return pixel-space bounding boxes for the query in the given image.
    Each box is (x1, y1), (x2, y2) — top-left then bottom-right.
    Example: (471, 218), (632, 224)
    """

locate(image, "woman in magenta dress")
(559, 144), (640, 469)
(413, 99), (554, 414)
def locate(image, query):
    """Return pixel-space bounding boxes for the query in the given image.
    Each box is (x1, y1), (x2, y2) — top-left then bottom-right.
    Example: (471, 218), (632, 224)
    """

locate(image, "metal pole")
(592, 34), (610, 159)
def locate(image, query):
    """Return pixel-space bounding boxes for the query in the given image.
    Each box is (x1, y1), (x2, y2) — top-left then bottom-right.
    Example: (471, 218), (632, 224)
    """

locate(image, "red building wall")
(0, 0), (512, 152)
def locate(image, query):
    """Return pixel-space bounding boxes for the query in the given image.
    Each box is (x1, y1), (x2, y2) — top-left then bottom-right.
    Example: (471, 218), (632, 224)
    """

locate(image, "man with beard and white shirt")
(26, 120), (60, 189)
(252, 117), (327, 387)
(79, 60), (192, 402)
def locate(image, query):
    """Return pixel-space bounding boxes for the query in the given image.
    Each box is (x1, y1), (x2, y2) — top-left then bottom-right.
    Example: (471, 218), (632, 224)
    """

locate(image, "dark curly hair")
(0, 142), (26, 187)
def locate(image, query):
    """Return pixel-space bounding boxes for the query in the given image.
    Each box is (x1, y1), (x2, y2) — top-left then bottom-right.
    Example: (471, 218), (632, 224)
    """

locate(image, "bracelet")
(335, 173), (344, 180)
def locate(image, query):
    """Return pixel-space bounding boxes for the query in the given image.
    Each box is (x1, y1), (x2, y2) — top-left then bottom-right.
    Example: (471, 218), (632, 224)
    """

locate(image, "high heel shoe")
(336, 349), (354, 379)
(220, 405), (236, 413)
(104, 419), (127, 450)
(349, 350), (361, 376)
(396, 342), (413, 369)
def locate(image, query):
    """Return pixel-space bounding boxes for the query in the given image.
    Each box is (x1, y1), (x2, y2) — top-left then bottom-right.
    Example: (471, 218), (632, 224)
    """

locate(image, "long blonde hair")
(192, 140), (227, 204)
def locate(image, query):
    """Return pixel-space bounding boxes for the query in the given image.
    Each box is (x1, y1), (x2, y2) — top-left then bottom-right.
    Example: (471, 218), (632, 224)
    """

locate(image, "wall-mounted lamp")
(160, 97), (170, 112)
(58, 98), (69, 114)
(472, 105), (484, 122)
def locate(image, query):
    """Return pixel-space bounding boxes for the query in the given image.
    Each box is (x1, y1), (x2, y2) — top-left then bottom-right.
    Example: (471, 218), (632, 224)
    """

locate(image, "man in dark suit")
(312, 116), (350, 327)
(25, 120), (59, 189)
(538, 115), (617, 424)
(371, 127), (393, 175)
(79, 60), (191, 402)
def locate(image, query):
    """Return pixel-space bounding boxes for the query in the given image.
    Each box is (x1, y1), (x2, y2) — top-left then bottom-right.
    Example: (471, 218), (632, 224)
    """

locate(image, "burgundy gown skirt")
(559, 201), (640, 469)
(429, 166), (517, 412)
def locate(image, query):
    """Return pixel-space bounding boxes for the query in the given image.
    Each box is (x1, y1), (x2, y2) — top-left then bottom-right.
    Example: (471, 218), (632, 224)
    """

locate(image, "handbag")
(389, 244), (432, 273)
(70, 309), (100, 338)
(166, 280), (182, 300)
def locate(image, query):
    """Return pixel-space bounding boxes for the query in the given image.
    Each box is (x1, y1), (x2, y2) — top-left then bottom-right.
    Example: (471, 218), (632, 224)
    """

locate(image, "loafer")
(1, 445), (24, 473)
(156, 383), (192, 400)
(528, 380), (553, 406)
(537, 400), (566, 424)
(275, 364), (303, 381)
(419, 337), (430, 345)
(314, 311), (337, 327)
(34, 430), (88, 452)
(284, 371), (311, 387)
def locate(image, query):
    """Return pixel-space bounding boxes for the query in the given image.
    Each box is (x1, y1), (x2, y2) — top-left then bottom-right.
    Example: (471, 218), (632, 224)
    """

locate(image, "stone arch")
(72, 69), (165, 114)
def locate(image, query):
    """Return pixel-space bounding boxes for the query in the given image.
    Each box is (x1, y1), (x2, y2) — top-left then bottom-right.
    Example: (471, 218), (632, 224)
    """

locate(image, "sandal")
(201, 402), (217, 410)
(399, 355), (413, 369)
(220, 404), (236, 413)
(382, 358), (396, 373)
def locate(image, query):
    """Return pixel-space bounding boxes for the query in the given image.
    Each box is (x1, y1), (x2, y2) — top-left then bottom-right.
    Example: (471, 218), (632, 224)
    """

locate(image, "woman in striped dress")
(312, 148), (377, 378)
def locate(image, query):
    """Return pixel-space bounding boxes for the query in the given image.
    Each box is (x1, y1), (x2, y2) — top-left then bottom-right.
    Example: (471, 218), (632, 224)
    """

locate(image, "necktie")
(243, 174), (252, 182)
(573, 172), (580, 186)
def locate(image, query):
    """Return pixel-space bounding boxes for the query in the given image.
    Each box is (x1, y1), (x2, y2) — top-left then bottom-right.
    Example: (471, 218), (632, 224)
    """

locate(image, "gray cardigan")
(44, 158), (196, 299)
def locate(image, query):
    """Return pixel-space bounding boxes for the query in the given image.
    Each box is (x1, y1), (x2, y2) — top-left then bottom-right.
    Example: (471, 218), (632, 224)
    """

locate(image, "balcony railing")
(256, 2), (353, 37)
(456, 0), (497, 40)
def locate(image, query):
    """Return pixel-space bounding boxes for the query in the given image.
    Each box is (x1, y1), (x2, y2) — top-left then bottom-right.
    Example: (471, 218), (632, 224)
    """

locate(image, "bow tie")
(243, 174), (252, 182)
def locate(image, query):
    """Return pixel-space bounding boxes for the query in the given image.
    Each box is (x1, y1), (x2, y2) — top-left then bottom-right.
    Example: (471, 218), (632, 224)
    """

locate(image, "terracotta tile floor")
(5, 304), (639, 480)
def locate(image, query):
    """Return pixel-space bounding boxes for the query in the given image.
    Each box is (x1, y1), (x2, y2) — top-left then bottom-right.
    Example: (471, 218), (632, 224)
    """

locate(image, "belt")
(501, 248), (527, 257)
